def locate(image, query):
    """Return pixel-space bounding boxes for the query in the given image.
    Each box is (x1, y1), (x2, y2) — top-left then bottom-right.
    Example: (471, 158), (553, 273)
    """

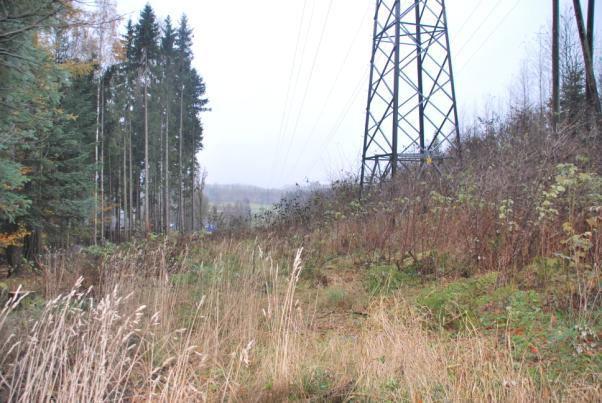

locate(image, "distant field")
(209, 202), (274, 215)
(204, 184), (284, 206)
(249, 203), (274, 214)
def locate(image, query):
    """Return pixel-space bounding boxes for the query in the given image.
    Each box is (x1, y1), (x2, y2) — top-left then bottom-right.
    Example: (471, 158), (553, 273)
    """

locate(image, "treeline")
(0, 1), (208, 264)
(99, 5), (208, 242)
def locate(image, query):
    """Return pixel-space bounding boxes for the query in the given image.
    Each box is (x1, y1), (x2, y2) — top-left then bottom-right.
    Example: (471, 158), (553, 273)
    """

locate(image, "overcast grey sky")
(117, 0), (601, 188)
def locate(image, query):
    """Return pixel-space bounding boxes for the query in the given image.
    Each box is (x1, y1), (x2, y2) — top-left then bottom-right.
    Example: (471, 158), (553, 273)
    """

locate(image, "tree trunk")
(144, 79), (150, 234)
(7, 245), (23, 274)
(165, 100), (170, 232)
(94, 78), (100, 244)
(190, 129), (194, 232)
(123, 114), (128, 240)
(179, 85), (184, 233)
(552, 0), (560, 131)
(586, 0), (596, 104)
(100, 80), (105, 241)
(573, 0), (601, 114)
(107, 148), (112, 242)
(24, 230), (42, 263)
(191, 161), (195, 232)
(197, 169), (207, 231)
(159, 107), (164, 233)
(129, 119), (134, 236)
(113, 155), (118, 242)
(136, 174), (141, 227)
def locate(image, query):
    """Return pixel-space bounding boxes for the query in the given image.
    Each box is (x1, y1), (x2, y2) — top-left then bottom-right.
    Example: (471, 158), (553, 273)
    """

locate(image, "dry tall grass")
(0, 240), (599, 402)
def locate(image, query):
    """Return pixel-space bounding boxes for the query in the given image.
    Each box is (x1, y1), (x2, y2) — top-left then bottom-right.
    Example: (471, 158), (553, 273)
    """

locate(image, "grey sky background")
(117, 0), (601, 188)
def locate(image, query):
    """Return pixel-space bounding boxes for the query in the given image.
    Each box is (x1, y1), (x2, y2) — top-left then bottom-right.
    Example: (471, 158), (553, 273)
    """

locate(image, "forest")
(0, 0), (208, 267)
(0, 0), (601, 402)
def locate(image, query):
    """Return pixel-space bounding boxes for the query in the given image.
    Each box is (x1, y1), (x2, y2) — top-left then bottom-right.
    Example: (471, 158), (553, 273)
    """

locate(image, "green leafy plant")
(417, 272), (498, 330)
(84, 242), (117, 258)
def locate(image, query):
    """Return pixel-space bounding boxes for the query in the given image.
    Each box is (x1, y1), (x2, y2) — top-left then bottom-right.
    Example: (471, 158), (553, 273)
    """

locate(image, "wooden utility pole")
(573, 0), (601, 114)
(552, 0), (560, 130)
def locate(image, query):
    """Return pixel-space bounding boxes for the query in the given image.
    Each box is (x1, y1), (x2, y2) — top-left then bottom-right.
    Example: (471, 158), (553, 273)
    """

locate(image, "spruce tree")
(161, 16), (177, 232)
(1, 2), (209, 256)
(134, 4), (160, 234)
(1, 1), (96, 260)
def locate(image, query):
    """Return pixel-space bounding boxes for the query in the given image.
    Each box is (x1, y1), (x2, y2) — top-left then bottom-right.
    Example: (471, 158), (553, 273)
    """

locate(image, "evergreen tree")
(26, 65), (96, 252)
(560, 64), (586, 121)
(122, 19), (137, 236)
(1, 3), (97, 261)
(175, 15), (193, 73)
(160, 16), (177, 231)
(134, 5), (160, 66)
(1, 2), (209, 260)
(558, 13), (587, 126)
(134, 4), (160, 233)
(173, 14), (208, 231)
(0, 1), (65, 256)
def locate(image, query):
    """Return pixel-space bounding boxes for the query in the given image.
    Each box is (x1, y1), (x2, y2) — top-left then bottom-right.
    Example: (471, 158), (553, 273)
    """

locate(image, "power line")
(271, 0), (309, 173)
(277, 0), (334, 184)
(457, 0), (521, 73)
(305, 67), (369, 178)
(282, 0), (317, 140)
(454, 0), (503, 57)
(454, 0), (485, 39)
(283, 2), (371, 180)
(269, 0), (315, 187)
(274, 0), (521, 186)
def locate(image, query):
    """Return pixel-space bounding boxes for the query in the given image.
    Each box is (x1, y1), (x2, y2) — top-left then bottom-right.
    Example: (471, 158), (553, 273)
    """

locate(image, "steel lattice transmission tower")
(361, 0), (460, 188)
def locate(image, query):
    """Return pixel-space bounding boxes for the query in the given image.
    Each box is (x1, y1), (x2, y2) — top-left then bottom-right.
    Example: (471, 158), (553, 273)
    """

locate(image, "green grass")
(289, 367), (338, 400)
(416, 272), (499, 330)
(323, 286), (351, 309)
(411, 269), (601, 386)
(365, 264), (422, 295)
